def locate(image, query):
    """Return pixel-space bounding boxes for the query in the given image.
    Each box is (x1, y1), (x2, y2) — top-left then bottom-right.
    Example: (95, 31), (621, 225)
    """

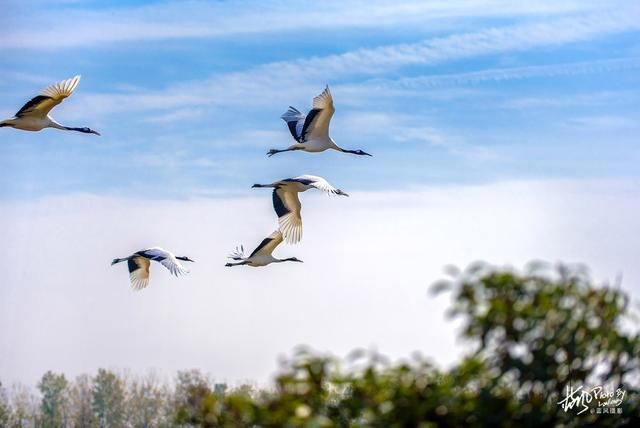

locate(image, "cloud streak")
(373, 57), (640, 91)
(1, 0), (619, 49)
(51, 8), (640, 121)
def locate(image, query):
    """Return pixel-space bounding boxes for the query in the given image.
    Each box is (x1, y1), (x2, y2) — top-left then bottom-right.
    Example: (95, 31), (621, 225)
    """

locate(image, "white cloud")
(133, 152), (222, 170)
(393, 126), (458, 147)
(500, 90), (639, 110)
(1, 0), (619, 49)
(566, 115), (638, 129)
(377, 57), (640, 92)
(331, 111), (501, 163)
(1, 179), (639, 386)
(140, 107), (208, 125)
(54, 10), (640, 122)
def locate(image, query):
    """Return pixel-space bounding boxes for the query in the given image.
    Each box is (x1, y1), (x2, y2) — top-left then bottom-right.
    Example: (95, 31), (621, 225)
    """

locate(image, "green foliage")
(37, 371), (69, 428)
(6, 383), (39, 428)
(69, 374), (98, 428)
(432, 262), (640, 426)
(172, 262), (640, 427)
(126, 373), (173, 428)
(0, 381), (10, 427)
(3, 262), (639, 426)
(92, 369), (126, 428)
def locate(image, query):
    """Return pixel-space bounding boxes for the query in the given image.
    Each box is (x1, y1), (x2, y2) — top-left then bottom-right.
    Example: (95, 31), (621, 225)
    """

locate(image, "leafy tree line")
(2, 262), (639, 427)
(0, 368), (238, 427)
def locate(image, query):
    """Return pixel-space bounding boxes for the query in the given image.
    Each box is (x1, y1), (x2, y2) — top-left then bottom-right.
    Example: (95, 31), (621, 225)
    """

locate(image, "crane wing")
(273, 187), (303, 244)
(294, 175), (341, 195)
(302, 86), (335, 141)
(159, 257), (188, 276)
(281, 106), (306, 142)
(128, 256), (150, 290)
(228, 245), (246, 260)
(139, 247), (189, 277)
(249, 230), (283, 257)
(15, 75), (81, 118)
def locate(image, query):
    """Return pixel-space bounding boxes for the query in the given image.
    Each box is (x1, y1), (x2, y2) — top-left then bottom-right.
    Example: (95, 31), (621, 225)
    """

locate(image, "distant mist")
(1, 179), (639, 387)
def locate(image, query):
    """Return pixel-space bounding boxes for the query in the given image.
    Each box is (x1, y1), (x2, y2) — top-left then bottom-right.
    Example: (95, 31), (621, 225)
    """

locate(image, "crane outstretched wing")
(228, 245), (246, 260)
(15, 75), (81, 118)
(159, 257), (189, 276)
(139, 247), (189, 276)
(293, 175), (344, 195)
(128, 256), (150, 290)
(302, 86), (335, 141)
(272, 188), (303, 244)
(280, 86), (334, 142)
(250, 230), (284, 257)
(281, 106), (306, 142)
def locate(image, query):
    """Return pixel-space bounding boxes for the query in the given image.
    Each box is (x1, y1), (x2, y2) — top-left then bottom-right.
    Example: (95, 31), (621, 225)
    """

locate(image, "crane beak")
(90, 129), (101, 136)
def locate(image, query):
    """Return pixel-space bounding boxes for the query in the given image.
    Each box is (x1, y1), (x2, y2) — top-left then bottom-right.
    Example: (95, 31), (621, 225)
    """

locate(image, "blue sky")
(2, 1), (640, 386)
(1, 0), (639, 199)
